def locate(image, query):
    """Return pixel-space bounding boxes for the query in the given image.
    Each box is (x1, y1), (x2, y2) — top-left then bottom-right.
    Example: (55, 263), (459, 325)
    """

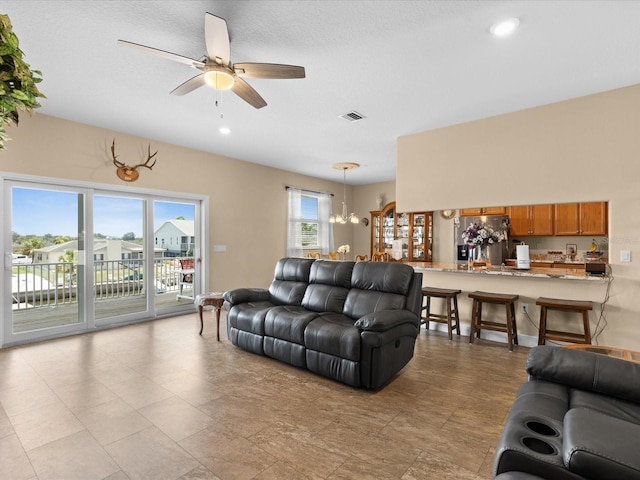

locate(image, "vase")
(479, 244), (489, 263)
(469, 244), (489, 267)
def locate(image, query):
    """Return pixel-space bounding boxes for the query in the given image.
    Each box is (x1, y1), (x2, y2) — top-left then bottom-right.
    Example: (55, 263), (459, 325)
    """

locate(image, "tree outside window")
(301, 195), (319, 247)
(287, 188), (333, 257)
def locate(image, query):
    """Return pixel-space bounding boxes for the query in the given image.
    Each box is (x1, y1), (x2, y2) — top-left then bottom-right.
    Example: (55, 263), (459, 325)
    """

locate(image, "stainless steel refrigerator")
(455, 215), (509, 265)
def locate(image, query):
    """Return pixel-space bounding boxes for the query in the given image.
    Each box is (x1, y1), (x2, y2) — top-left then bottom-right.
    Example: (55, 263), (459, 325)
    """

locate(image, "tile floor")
(0, 312), (529, 480)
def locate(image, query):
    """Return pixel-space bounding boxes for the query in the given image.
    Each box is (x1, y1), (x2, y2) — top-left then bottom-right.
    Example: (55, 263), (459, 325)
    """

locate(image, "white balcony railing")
(11, 257), (194, 310)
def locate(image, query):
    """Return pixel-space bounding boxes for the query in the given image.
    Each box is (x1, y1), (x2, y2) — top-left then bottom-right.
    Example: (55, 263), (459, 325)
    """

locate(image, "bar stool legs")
(536, 297), (592, 345)
(421, 287), (461, 340)
(468, 291), (519, 351)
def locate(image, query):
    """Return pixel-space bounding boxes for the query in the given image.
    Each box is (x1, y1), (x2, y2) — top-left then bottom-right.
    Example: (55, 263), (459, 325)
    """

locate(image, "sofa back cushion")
(268, 258), (314, 306)
(343, 262), (413, 319)
(302, 260), (354, 313)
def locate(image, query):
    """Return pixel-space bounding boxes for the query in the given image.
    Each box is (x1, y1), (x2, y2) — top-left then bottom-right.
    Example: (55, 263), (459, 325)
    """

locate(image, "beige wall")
(396, 83), (640, 350)
(1, 114), (356, 290)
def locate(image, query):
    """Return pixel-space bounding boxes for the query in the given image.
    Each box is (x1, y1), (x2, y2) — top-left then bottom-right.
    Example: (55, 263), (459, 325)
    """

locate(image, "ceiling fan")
(118, 12), (305, 109)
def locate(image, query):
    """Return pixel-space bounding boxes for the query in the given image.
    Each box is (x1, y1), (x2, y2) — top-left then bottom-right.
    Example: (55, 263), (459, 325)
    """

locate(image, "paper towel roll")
(516, 244), (530, 269)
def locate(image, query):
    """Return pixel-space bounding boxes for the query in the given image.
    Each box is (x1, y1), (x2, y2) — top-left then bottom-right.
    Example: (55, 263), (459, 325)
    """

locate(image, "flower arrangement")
(337, 244), (350, 254)
(462, 221), (508, 247)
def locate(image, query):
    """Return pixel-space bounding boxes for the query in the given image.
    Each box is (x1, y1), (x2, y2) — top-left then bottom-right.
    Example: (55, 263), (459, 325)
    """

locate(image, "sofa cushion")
(268, 258), (314, 305)
(304, 313), (360, 361)
(343, 262), (413, 319)
(301, 261), (354, 313)
(350, 261), (414, 295)
(527, 346), (640, 404)
(264, 306), (319, 344)
(309, 259), (354, 288)
(227, 301), (273, 335)
(564, 407), (640, 479)
(570, 389), (640, 425)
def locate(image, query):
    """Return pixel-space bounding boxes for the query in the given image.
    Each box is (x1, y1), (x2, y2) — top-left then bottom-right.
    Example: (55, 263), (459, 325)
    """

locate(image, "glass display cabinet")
(370, 202), (433, 262)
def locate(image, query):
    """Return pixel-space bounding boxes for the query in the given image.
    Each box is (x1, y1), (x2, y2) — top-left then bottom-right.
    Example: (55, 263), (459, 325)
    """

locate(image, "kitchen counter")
(406, 262), (608, 281)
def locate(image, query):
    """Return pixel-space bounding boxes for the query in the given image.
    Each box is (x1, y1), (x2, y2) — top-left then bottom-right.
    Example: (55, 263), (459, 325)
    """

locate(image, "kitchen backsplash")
(509, 236), (609, 262)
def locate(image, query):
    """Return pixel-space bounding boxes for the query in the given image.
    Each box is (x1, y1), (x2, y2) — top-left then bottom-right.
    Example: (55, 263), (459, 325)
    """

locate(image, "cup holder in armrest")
(525, 420), (559, 437)
(522, 436), (557, 455)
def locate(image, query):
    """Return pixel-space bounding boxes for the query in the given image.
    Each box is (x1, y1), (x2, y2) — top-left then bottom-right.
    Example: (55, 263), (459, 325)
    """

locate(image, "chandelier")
(329, 162), (360, 224)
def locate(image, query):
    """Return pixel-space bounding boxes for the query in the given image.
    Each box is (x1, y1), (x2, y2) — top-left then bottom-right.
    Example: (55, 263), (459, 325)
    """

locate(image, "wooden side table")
(195, 292), (224, 341)
(564, 344), (640, 364)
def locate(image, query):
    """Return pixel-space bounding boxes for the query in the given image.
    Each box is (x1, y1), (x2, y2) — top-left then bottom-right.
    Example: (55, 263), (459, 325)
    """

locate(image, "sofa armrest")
(526, 346), (640, 404)
(223, 288), (270, 306)
(354, 310), (419, 332)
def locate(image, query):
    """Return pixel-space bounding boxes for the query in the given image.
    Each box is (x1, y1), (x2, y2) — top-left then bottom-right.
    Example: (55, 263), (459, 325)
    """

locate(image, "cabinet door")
(580, 202), (608, 235)
(397, 212), (410, 260)
(370, 212), (381, 255)
(554, 203), (580, 235)
(460, 208), (483, 216)
(507, 206), (530, 236)
(530, 204), (554, 235)
(483, 207), (507, 215)
(411, 213), (426, 261)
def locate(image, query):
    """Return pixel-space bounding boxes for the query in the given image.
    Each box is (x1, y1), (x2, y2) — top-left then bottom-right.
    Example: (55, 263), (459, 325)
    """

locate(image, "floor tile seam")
(104, 424), (203, 478)
(24, 426), (105, 474)
(36, 369), (124, 420)
(250, 457), (299, 480)
(1, 429), (38, 479)
(137, 401), (215, 444)
(402, 447), (483, 479)
(244, 420), (350, 469)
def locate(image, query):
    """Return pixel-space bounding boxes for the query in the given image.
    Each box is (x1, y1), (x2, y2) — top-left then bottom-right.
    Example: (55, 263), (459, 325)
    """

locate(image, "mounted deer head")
(111, 139), (157, 182)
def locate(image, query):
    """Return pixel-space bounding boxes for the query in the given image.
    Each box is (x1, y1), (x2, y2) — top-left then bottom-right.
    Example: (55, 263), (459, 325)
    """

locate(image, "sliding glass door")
(7, 183), (86, 340)
(93, 194), (147, 322)
(153, 200), (199, 314)
(2, 175), (207, 346)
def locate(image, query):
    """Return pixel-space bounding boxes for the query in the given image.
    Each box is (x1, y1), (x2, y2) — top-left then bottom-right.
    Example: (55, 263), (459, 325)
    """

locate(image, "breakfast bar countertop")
(407, 262), (609, 281)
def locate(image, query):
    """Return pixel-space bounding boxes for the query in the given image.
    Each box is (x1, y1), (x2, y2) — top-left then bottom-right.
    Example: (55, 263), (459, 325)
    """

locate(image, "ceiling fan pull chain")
(215, 90), (224, 119)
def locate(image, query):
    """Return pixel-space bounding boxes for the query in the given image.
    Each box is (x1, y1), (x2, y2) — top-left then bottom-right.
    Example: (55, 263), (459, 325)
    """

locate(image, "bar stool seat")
(468, 291), (519, 351)
(421, 287), (461, 340)
(536, 297), (592, 345)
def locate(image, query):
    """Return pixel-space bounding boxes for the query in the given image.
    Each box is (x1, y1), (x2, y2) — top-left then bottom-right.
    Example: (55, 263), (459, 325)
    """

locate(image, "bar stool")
(468, 291), (519, 351)
(536, 297), (592, 345)
(421, 287), (461, 340)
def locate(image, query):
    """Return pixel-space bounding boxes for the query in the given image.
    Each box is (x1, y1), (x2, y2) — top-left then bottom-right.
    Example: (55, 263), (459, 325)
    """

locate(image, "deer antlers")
(111, 139), (157, 182)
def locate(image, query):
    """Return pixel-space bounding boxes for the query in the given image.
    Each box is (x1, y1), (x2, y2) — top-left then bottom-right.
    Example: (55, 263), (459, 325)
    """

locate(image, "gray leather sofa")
(493, 346), (640, 480)
(223, 257), (423, 389)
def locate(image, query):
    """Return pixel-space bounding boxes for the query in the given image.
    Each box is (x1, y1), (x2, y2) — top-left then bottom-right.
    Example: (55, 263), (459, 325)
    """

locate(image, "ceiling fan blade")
(231, 77), (267, 109)
(117, 40), (204, 68)
(205, 13), (230, 66)
(170, 74), (206, 96)
(234, 63), (306, 79)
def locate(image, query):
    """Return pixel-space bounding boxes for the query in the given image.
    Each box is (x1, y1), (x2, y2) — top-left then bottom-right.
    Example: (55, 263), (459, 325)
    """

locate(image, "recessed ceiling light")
(219, 127), (231, 135)
(490, 18), (520, 37)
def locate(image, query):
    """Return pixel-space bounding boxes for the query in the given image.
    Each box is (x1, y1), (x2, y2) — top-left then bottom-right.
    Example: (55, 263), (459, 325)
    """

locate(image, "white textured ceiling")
(4, 1), (640, 184)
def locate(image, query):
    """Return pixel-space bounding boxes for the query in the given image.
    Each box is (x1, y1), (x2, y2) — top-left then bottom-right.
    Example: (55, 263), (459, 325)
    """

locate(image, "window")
(287, 188), (333, 257)
(301, 195), (319, 247)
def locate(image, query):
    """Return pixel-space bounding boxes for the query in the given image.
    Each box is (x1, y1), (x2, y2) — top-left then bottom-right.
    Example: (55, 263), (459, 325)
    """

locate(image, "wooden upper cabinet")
(554, 202), (608, 236)
(482, 207), (507, 215)
(554, 203), (580, 235)
(507, 205), (554, 236)
(459, 207), (506, 216)
(580, 202), (608, 235)
(459, 208), (483, 216)
(530, 204), (555, 236)
(507, 206), (529, 237)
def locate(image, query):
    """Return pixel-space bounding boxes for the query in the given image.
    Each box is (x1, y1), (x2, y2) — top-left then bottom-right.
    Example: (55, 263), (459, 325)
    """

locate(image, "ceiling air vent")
(338, 111), (366, 122)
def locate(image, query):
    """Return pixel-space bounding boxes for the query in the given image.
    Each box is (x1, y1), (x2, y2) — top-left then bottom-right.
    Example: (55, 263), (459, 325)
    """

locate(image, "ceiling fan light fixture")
(204, 69), (235, 90)
(490, 17), (520, 37)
